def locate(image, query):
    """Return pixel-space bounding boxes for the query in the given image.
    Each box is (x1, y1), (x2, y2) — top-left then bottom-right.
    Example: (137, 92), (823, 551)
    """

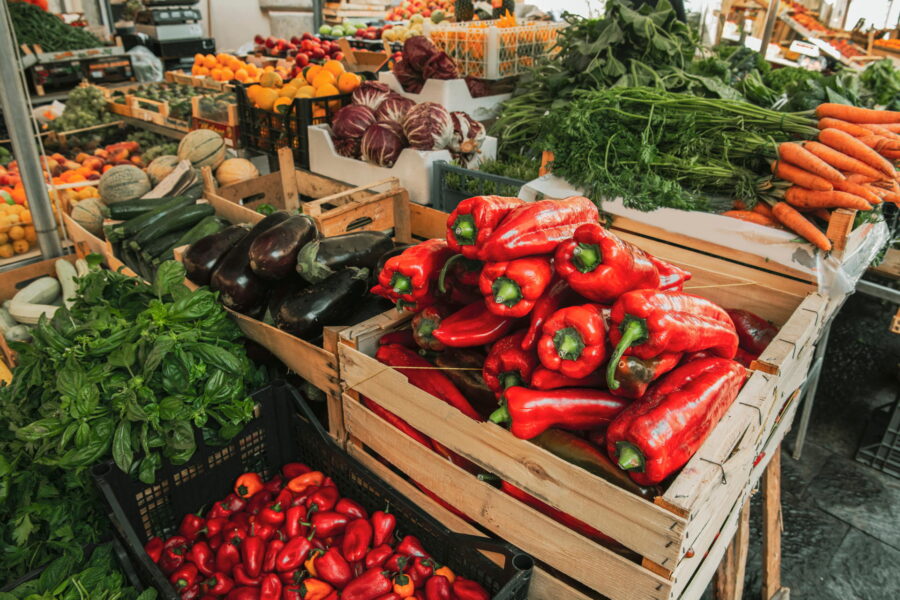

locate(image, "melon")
(215, 158), (260, 187)
(146, 155), (180, 185)
(70, 197), (107, 236)
(98, 165), (151, 204)
(178, 130), (226, 170)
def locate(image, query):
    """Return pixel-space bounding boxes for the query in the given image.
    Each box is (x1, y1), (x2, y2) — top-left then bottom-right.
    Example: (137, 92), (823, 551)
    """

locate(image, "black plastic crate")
(235, 84), (351, 169)
(92, 381), (533, 600)
(856, 369), (900, 479)
(430, 160), (529, 212)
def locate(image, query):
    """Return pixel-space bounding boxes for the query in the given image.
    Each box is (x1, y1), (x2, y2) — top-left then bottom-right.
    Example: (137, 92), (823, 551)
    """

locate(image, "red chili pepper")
(445, 196), (524, 258)
(275, 530), (315, 572)
(606, 290), (738, 390)
(274, 488), (293, 507)
(392, 574), (415, 598)
(424, 576), (452, 600)
(251, 523), (277, 542)
(362, 397), (434, 450)
(519, 278), (575, 351)
(287, 471), (325, 494)
(529, 366), (606, 390)
(378, 329), (418, 349)
(431, 302), (518, 349)
(259, 502), (286, 527)
(305, 486), (338, 513)
(341, 518), (373, 563)
(437, 254), (482, 292)
(554, 223), (660, 302)
(478, 197), (599, 261)
(206, 517), (228, 539)
(411, 304), (454, 351)
(264, 539), (285, 573)
(233, 564), (262, 587)
(610, 353), (683, 399)
(144, 537), (164, 564)
(225, 587), (259, 600)
(365, 544), (394, 570)
(283, 505), (309, 539)
(375, 344), (482, 420)
(451, 578), (490, 600)
(260, 573), (282, 600)
(224, 521), (249, 545)
(335, 498), (368, 520)
(179, 513), (207, 542)
(725, 309), (778, 355)
(607, 358), (747, 485)
(478, 256), (554, 317)
(282, 462), (311, 479)
(375, 240), (454, 310)
(482, 330), (538, 394)
(206, 572), (234, 596)
(264, 475), (284, 494)
(208, 533), (223, 552)
(370, 510), (396, 548)
(537, 304), (608, 379)
(242, 535), (266, 577)
(159, 536), (189, 574)
(187, 541), (215, 577)
(396, 536), (429, 559)
(491, 387), (629, 440)
(170, 563), (199, 590)
(235, 472), (264, 499)
(310, 511), (349, 539)
(342, 568), (393, 600)
(215, 539), (241, 573)
(316, 547), (353, 589)
(647, 255), (692, 292)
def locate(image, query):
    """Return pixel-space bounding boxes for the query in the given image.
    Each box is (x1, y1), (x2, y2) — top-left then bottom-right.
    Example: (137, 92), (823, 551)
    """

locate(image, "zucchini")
(107, 196), (175, 220)
(9, 300), (58, 325)
(55, 260), (79, 309)
(5, 325), (32, 343)
(141, 228), (192, 261)
(130, 204), (215, 248)
(169, 216), (227, 252)
(75, 258), (90, 277)
(13, 277), (60, 306)
(115, 196), (194, 240)
(0, 307), (18, 333)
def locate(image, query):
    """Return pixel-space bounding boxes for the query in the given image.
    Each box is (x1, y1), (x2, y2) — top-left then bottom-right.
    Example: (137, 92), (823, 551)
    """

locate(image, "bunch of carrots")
(724, 103), (900, 252)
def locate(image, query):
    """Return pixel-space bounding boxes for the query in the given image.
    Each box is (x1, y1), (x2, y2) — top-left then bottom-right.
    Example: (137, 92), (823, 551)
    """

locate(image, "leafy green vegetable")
(9, 2), (102, 52)
(50, 85), (115, 133)
(860, 59), (900, 110)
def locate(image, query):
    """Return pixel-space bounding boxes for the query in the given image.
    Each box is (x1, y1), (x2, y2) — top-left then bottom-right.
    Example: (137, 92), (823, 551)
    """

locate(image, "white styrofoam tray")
(378, 71), (511, 121)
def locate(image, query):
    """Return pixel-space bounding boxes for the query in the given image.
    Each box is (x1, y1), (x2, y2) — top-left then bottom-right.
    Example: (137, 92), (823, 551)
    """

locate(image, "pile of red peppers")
(145, 464), (490, 600)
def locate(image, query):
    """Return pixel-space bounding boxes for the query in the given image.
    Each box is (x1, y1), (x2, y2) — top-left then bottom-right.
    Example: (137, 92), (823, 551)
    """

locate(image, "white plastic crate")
(377, 71), (510, 121)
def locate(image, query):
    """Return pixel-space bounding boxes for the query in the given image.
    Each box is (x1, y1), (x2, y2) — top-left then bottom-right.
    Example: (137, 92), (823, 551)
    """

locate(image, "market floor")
(702, 288), (900, 600)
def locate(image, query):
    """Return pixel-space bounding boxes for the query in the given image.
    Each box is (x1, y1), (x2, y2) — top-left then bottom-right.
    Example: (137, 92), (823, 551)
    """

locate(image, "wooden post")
(762, 447), (788, 600)
(277, 147), (299, 213)
(323, 326), (347, 443)
(714, 500), (751, 600)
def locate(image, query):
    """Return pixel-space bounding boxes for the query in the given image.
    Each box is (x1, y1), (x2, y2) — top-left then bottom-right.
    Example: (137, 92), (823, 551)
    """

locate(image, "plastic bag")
(129, 45), (163, 82)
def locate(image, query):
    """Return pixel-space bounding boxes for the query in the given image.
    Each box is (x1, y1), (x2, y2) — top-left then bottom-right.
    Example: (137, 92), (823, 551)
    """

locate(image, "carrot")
(771, 201), (832, 252)
(844, 172), (878, 184)
(816, 103), (900, 124)
(784, 186), (872, 210)
(818, 128), (896, 178)
(771, 160), (833, 191)
(881, 149), (900, 160)
(812, 208), (832, 222)
(817, 117), (872, 137)
(732, 200), (749, 210)
(871, 123), (900, 133)
(722, 210), (779, 227)
(778, 142), (845, 183)
(803, 142), (885, 180)
(752, 202), (775, 219)
(832, 180), (882, 204)
(856, 135), (900, 153)
(859, 123), (900, 140)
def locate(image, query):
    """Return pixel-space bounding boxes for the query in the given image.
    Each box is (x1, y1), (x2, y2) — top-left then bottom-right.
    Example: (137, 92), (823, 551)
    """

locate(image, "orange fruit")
(279, 85), (298, 98)
(304, 65), (323, 85)
(323, 60), (345, 77)
(315, 83), (340, 97)
(12, 239), (28, 255)
(24, 226), (35, 243)
(312, 70), (336, 90)
(273, 97), (293, 114)
(0, 233), (7, 245)
(194, 53), (204, 64)
(235, 68), (249, 82)
(263, 65), (275, 72)
(191, 64), (203, 76)
(9, 225), (24, 241)
(337, 71), (362, 94)
(0, 244), (12, 259)
(247, 84), (263, 101)
(220, 67), (235, 81)
(294, 85), (316, 98)
(259, 70), (283, 88)
(203, 54), (217, 69)
(255, 88), (279, 111)
(20, 210), (31, 225)
(210, 68), (224, 81)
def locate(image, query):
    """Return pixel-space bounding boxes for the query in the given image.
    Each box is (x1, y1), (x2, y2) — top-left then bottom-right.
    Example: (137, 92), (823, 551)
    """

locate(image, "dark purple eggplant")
(183, 224), (251, 286)
(296, 231), (393, 284)
(267, 274), (309, 317)
(210, 211), (291, 314)
(249, 215), (320, 280)
(274, 267), (369, 340)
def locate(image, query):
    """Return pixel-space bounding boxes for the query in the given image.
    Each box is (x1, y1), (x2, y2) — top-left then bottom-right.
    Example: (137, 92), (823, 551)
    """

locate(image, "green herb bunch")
(50, 85), (115, 133)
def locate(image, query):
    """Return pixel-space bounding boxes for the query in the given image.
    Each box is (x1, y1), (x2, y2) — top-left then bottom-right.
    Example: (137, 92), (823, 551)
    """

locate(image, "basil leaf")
(153, 261), (187, 298)
(112, 421), (133, 473)
(138, 454), (162, 484)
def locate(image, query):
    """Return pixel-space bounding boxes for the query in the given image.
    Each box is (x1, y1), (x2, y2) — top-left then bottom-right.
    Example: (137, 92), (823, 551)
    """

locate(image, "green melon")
(70, 197), (107, 236)
(146, 155), (180, 186)
(98, 165), (151, 204)
(178, 129), (226, 170)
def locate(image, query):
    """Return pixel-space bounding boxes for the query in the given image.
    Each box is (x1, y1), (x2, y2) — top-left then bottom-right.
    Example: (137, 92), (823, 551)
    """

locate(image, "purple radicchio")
(361, 121), (407, 167)
(392, 59), (425, 94)
(374, 94), (416, 124)
(351, 81), (391, 110)
(402, 102), (454, 151)
(332, 104), (376, 139)
(422, 51), (459, 80)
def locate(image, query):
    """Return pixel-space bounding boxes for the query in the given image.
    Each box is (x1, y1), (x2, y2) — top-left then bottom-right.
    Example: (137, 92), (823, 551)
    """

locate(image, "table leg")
(714, 500), (751, 600)
(792, 322), (832, 460)
(762, 448), (785, 600)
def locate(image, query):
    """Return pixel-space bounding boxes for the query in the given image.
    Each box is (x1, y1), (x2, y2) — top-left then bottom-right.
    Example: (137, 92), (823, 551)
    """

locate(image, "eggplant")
(184, 224), (251, 286)
(210, 211), (291, 314)
(249, 215), (320, 280)
(266, 274), (309, 318)
(274, 268), (370, 340)
(373, 243), (413, 282)
(296, 231), (393, 284)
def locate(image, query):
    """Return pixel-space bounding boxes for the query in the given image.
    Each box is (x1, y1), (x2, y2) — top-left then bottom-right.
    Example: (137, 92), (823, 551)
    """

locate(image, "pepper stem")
(572, 243), (602, 273)
(492, 277), (523, 308)
(489, 403), (511, 425)
(606, 317), (648, 390)
(438, 253), (464, 294)
(390, 272), (412, 295)
(500, 371), (523, 390)
(416, 317), (438, 342)
(553, 327), (585, 361)
(616, 441), (646, 471)
(452, 214), (477, 246)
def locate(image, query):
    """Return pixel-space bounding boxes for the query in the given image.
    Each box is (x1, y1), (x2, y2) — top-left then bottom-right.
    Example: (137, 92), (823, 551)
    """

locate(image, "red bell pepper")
(206, 573), (234, 596)
(242, 535), (266, 578)
(537, 304), (608, 379)
(179, 513), (207, 542)
(207, 533), (223, 552)
(370, 510), (396, 548)
(529, 366), (606, 390)
(160, 536), (188, 574)
(342, 518), (373, 563)
(276, 531), (315, 572)
(234, 472), (264, 499)
(519, 278), (576, 351)
(223, 522), (248, 546)
(393, 574), (415, 598)
(215, 540), (241, 573)
(384, 554), (407, 572)
(264, 539), (285, 573)
(335, 498), (368, 520)
(282, 462), (311, 479)
(310, 511), (349, 539)
(554, 223), (660, 303)
(211, 494), (247, 519)
(445, 196), (524, 258)
(437, 254), (482, 290)
(247, 490), (275, 516)
(410, 558), (435, 588)
(725, 309), (778, 355)
(144, 537), (164, 563)
(284, 505), (309, 539)
(607, 357), (747, 485)
(375, 240), (454, 310)
(479, 256), (554, 317)
(187, 541), (215, 577)
(259, 502), (286, 527)
(342, 568), (393, 600)
(647, 255), (692, 292)
(170, 563), (199, 590)
(482, 331), (538, 393)
(609, 353), (682, 399)
(225, 587), (259, 600)
(316, 547), (353, 589)
(396, 536), (429, 559)
(606, 290), (739, 390)
(251, 523), (277, 543)
(424, 576), (452, 600)
(264, 475), (284, 494)
(233, 565), (261, 586)
(491, 387), (629, 440)
(260, 573), (283, 600)
(375, 344), (482, 420)
(306, 486), (340, 513)
(207, 517), (228, 539)
(182, 584), (201, 599)
(431, 302), (518, 349)
(451, 578), (490, 600)
(477, 196), (599, 261)
(433, 566), (454, 585)
(411, 304), (454, 351)
(362, 397), (434, 450)
(365, 544), (394, 570)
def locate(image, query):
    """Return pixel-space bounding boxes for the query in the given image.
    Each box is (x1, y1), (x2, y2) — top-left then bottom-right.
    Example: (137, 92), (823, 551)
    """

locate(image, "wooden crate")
(129, 95), (192, 132)
(336, 204), (838, 600)
(165, 70), (234, 92)
(191, 95), (240, 148)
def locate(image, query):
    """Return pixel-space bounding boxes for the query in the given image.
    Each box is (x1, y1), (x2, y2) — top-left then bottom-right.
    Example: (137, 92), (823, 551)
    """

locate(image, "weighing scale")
(129, 0), (214, 69)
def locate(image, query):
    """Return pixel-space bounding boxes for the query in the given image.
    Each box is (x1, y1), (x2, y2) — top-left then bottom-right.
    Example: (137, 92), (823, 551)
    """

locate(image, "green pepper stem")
(390, 272), (412, 295)
(416, 317), (438, 341)
(553, 327), (585, 361)
(606, 318), (648, 390)
(492, 277), (523, 308)
(438, 253), (464, 294)
(452, 214), (477, 246)
(572, 243), (602, 273)
(616, 441), (645, 471)
(500, 371), (523, 390)
(476, 473), (501, 483)
(489, 403), (511, 425)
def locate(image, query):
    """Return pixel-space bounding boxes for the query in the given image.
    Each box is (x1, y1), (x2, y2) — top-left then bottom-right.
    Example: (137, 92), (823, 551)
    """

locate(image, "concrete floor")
(704, 288), (900, 600)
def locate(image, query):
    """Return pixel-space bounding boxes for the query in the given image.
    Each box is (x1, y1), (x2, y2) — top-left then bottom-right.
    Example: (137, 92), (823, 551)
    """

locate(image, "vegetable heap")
(50, 85), (115, 133)
(9, 1), (102, 52)
(145, 465), (490, 599)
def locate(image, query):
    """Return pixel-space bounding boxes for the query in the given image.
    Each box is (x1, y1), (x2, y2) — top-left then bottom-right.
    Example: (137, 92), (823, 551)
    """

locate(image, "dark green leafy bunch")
(9, 1), (102, 52)
(860, 59), (900, 110)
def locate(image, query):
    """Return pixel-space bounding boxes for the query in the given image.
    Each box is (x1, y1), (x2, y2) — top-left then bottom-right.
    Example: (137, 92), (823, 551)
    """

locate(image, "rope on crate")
(683, 282), (758, 291)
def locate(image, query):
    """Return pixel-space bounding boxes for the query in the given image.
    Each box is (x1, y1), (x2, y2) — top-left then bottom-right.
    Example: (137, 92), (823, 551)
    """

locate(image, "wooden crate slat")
(752, 292), (829, 375)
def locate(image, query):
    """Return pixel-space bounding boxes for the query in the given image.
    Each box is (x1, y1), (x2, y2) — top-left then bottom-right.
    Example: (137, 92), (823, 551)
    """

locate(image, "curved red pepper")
(479, 256), (554, 317)
(159, 536), (188, 575)
(437, 254), (482, 290)
(610, 353), (682, 400)
(306, 486), (340, 513)
(181, 583), (201, 599)
(537, 304), (608, 379)
(365, 544), (394, 570)
(725, 309), (778, 355)
(233, 565), (260, 586)
(451, 578), (490, 600)
(187, 541), (215, 577)
(491, 387), (629, 440)
(378, 329), (418, 349)
(215, 540), (240, 574)
(263, 539), (284, 573)
(310, 511), (349, 539)
(362, 396), (434, 450)
(445, 196), (524, 258)
(375, 344), (482, 420)
(607, 290), (739, 390)
(144, 537), (164, 564)
(225, 587), (260, 600)
(264, 475), (284, 494)
(316, 547), (353, 590)
(276, 531), (315, 572)
(179, 513), (207, 542)
(342, 518), (373, 563)
(477, 196), (599, 261)
(375, 240), (453, 310)
(206, 572), (234, 595)
(284, 505), (309, 539)
(396, 536), (429, 559)
(241, 536), (265, 578)
(554, 223), (660, 303)
(370, 510), (396, 548)
(424, 575), (452, 600)
(282, 462), (311, 479)
(647, 255), (692, 292)
(410, 557), (435, 588)
(411, 304), (454, 351)
(170, 563), (199, 590)
(482, 331), (538, 393)
(342, 568), (393, 600)
(287, 471), (325, 494)
(520, 277), (576, 352)
(431, 302), (518, 349)
(336, 498), (368, 520)
(260, 573), (282, 600)
(251, 523), (276, 542)
(607, 358), (747, 485)
(206, 517), (227, 539)
(529, 366), (606, 390)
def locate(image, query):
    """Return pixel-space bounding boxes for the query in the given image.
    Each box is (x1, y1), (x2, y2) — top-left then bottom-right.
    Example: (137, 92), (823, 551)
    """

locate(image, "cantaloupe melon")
(98, 165), (151, 204)
(215, 158), (260, 187)
(70, 197), (107, 236)
(146, 155), (180, 185)
(178, 130), (226, 170)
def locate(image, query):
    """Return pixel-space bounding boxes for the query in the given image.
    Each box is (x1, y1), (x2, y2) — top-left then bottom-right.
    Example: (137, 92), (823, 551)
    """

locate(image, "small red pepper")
(491, 387), (629, 440)
(287, 471), (325, 494)
(242, 535), (266, 578)
(529, 366), (606, 390)
(375, 595), (401, 600)
(365, 544), (394, 570)
(479, 256), (554, 317)
(179, 513), (207, 542)
(375, 344), (482, 420)
(274, 488), (293, 508)
(610, 353), (683, 399)
(264, 475), (284, 494)
(224, 522), (248, 545)
(233, 564), (262, 587)
(207, 517), (228, 539)
(519, 277), (576, 351)
(182, 583), (202, 599)
(477, 196), (599, 261)
(451, 578), (490, 600)
(362, 397), (434, 450)
(725, 309), (778, 355)
(264, 539), (285, 573)
(482, 330), (538, 394)
(187, 540), (215, 577)
(424, 576), (452, 600)
(247, 490), (274, 516)
(393, 574), (415, 598)
(283, 505), (309, 539)
(410, 557), (434, 588)
(342, 568), (393, 600)
(234, 472), (264, 499)
(384, 554), (407, 573)
(370, 510), (396, 548)
(306, 486), (339, 513)
(431, 302), (518, 349)
(375, 240), (454, 310)
(606, 290), (738, 390)
(208, 533), (223, 551)
(251, 523), (277, 542)
(160, 536), (188, 575)
(411, 304), (454, 351)
(607, 358), (747, 485)
(275, 531), (315, 572)
(554, 223), (660, 303)
(282, 462), (311, 479)
(205, 572), (234, 596)
(260, 573), (283, 600)
(316, 547), (353, 589)
(437, 254), (482, 292)
(342, 518), (373, 563)
(144, 537), (164, 564)
(396, 536), (429, 559)
(170, 563), (199, 590)
(215, 539), (241, 573)
(647, 255), (692, 292)
(335, 498), (368, 520)
(225, 587), (259, 600)
(259, 502), (286, 527)
(537, 304), (608, 379)
(445, 196), (524, 258)
(310, 511), (349, 539)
